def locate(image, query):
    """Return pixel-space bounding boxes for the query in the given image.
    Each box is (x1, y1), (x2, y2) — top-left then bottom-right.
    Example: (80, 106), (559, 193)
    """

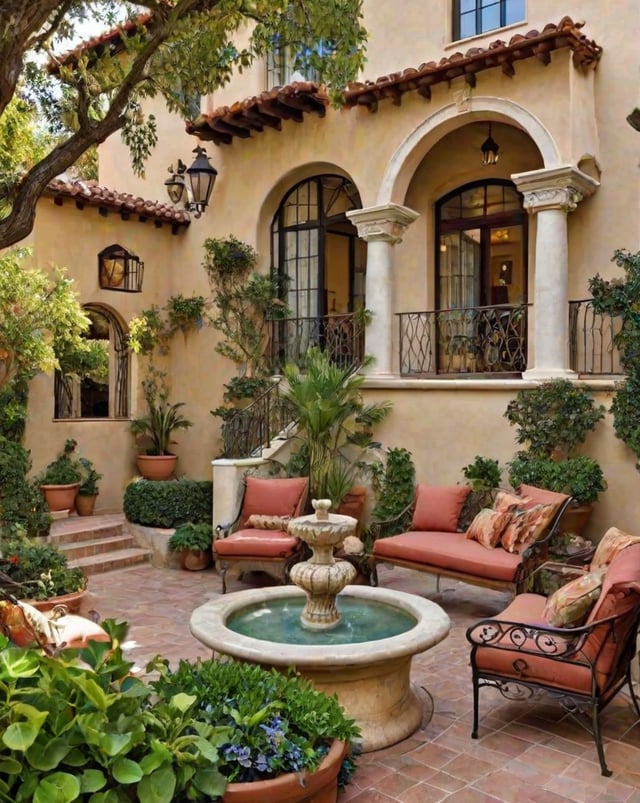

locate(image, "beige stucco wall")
(18, 2), (640, 526)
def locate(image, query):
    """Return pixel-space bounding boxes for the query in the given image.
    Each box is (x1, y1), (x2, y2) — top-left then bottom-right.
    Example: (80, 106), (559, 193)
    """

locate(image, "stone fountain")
(190, 499), (450, 752)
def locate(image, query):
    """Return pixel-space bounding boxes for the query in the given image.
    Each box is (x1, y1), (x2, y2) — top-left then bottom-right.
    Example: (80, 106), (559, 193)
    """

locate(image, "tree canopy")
(0, 1), (367, 249)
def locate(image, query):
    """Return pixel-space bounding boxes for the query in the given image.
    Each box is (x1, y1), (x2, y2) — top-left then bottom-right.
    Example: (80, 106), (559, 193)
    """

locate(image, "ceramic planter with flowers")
(0, 534), (87, 612)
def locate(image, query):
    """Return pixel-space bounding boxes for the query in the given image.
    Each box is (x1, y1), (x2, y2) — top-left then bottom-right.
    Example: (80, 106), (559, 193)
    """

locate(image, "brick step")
(60, 534), (137, 562)
(69, 547), (152, 576)
(46, 523), (126, 547)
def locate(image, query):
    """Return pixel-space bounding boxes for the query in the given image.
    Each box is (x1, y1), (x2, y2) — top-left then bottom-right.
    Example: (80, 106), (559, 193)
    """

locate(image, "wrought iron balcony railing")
(269, 313), (365, 373)
(219, 379), (296, 459)
(569, 299), (623, 375)
(397, 304), (528, 376)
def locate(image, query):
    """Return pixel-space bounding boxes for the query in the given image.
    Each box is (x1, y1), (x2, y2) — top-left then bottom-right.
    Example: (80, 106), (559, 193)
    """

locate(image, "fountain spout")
(288, 499), (357, 630)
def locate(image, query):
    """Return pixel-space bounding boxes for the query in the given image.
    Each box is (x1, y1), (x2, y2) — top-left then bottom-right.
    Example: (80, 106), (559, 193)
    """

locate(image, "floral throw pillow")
(465, 509), (512, 549)
(543, 568), (606, 627)
(493, 491), (530, 514)
(500, 504), (556, 554)
(590, 526), (640, 571)
(245, 514), (291, 531)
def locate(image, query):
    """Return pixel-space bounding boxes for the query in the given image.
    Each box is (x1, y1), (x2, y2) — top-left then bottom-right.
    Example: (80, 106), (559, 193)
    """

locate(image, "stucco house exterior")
(22, 1), (639, 538)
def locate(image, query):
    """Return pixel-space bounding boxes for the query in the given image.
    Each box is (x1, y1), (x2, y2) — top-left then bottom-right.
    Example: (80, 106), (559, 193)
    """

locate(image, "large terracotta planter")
(136, 454), (177, 481)
(76, 494), (98, 517)
(558, 502), (593, 536)
(25, 589), (88, 615)
(337, 486), (367, 534)
(223, 740), (347, 803)
(40, 483), (80, 512)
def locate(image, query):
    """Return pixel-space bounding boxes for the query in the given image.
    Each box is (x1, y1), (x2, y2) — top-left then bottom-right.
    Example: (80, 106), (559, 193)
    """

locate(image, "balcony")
(397, 304), (528, 377)
(268, 312), (366, 373)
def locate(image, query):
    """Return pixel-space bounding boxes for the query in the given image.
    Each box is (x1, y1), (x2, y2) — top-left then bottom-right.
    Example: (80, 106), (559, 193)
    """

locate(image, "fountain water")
(190, 499), (451, 751)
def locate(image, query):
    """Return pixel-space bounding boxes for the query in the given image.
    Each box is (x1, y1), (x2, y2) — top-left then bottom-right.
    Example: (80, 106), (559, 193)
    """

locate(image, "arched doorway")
(270, 175), (365, 368)
(435, 179), (528, 373)
(54, 305), (130, 419)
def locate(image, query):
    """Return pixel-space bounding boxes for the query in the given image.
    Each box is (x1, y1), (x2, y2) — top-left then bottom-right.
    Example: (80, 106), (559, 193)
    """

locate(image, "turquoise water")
(227, 597), (417, 645)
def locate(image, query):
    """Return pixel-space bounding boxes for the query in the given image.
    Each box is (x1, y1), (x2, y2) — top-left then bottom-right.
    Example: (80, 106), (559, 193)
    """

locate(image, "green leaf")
(33, 772), (80, 803)
(97, 732), (133, 757)
(26, 736), (71, 770)
(137, 766), (176, 803)
(112, 757), (143, 784)
(79, 769), (107, 793)
(192, 766), (228, 797)
(71, 675), (109, 710)
(4, 710), (48, 751)
(0, 756), (22, 774)
(139, 740), (172, 774)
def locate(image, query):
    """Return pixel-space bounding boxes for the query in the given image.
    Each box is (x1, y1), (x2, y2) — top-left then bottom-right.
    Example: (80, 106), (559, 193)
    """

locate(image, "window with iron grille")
(266, 41), (332, 88)
(453, 0), (525, 41)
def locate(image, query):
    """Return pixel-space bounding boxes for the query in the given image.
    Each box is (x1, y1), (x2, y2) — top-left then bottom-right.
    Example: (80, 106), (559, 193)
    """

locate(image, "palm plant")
(130, 367), (193, 455)
(282, 348), (392, 504)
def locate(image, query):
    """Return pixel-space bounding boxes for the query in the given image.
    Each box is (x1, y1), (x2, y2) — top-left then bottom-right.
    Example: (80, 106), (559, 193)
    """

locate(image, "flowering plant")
(0, 533), (86, 600)
(150, 657), (360, 785)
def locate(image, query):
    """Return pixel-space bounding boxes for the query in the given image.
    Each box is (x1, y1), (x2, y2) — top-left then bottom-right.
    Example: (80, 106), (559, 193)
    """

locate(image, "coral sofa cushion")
(411, 485), (471, 533)
(542, 568), (606, 627)
(374, 531), (521, 582)
(500, 504), (557, 555)
(471, 593), (594, 694)
(245, 514), (291, 531)
(240, 476), (308, 527)
(590, 526), (640, 571)
(517, 484), (569, 512)
(214, 530), (299, 558)
(465, 509), (512, 549)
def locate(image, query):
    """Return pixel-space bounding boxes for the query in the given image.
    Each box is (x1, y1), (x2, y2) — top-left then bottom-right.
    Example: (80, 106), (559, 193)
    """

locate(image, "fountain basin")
(190, 585), (450, 752)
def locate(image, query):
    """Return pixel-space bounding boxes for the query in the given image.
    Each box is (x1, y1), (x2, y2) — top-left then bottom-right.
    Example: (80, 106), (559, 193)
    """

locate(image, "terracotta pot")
(136, 454), (178, 481)
(76, 494), (98, 517)
(223, 740), (347, 803)
(25, 589), (88, 615)
(40, 483), (80, 512)
(558, 502), (594, 536)
(180, 548), (211, 571)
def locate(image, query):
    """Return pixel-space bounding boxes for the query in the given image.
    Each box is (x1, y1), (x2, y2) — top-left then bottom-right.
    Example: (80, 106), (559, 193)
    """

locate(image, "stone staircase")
(47, 514), (152, 576)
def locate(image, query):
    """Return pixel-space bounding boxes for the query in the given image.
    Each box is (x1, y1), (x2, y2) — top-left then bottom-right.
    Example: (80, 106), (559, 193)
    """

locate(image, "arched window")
(54, 304), (130, 419)
(270, 175), (365, 368)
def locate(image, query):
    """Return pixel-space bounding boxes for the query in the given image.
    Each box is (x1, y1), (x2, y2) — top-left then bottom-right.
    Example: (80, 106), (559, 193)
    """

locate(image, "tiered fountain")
(190, 500), (450, 751)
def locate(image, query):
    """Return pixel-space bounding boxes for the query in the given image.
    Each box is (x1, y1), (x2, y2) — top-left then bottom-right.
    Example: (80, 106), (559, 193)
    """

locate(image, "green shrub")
(367, 448), (415, 544)
(167, 522), (213, 552)
(507, 452), (606, 506)
(0, 436), (51, 537)
(124, 479), (213, 528)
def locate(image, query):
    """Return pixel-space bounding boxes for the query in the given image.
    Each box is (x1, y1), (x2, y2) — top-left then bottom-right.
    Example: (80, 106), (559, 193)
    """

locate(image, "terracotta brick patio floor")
(83, 563), (640, 802)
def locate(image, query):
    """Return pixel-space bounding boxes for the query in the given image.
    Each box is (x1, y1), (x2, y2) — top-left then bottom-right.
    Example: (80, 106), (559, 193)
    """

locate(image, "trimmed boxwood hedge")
(124, 478), (213, 528)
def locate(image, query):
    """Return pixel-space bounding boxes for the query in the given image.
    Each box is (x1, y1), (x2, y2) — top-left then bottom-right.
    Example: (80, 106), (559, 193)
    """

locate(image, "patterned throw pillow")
(543, 568), (606, 627)
(590, 526), (640, 570)
(500, 504), (556, 554)
(465, 509), (512, 549)
(493, 491), (528, 513)
(245, 514), (291, 531)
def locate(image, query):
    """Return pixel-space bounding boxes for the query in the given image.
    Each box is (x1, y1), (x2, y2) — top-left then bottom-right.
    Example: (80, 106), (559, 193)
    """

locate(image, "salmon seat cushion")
(411, 485), (471, 532)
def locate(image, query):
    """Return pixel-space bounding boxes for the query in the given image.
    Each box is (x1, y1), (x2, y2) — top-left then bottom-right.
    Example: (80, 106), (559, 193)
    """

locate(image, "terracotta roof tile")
(187, 82), (329, 145)
(344, 17), (602, 111)
(45, 179), (190, 230)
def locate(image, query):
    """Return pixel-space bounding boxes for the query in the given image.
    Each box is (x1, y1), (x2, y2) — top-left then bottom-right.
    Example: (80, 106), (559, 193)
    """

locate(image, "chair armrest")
(214, 509), (243, 539)
(364, 500), (415, 551)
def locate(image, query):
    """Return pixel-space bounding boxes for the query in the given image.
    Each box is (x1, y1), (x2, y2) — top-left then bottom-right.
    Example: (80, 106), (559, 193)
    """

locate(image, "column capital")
(347, 203), (419, 244)
(511, 165), (599, 213)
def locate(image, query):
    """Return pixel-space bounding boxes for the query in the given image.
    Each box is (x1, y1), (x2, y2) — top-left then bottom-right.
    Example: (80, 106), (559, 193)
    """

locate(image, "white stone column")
(512, 166), (599, 380)
(347, 203), (419, 377)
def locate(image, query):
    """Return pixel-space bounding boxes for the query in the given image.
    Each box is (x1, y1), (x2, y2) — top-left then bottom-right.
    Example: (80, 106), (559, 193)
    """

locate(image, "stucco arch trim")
(377, 97), (562, 207)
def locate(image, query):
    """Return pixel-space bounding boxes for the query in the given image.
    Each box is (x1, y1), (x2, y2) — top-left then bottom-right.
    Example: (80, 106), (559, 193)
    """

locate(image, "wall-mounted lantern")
(98, 244), (144, 292)
(164, 146), (217, 218)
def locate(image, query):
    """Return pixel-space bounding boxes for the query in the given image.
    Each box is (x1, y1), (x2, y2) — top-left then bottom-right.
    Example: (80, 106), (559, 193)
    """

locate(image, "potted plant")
(281, 347), (392, 518)
(130, 366), (193, 480)
(459, 454), (502, 529)
(504, 379), (607, 533)
(36, 438), (83, 512)
(167, 522), (213, 570)
(150, 657), (360, 801)
(76, 456), (103, 516)
(0, 532), (87, 612)
(0, 620), (359, 803)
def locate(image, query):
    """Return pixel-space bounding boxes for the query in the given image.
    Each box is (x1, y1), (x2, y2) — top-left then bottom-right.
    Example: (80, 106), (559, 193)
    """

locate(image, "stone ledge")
(127, 522), (183, 569)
